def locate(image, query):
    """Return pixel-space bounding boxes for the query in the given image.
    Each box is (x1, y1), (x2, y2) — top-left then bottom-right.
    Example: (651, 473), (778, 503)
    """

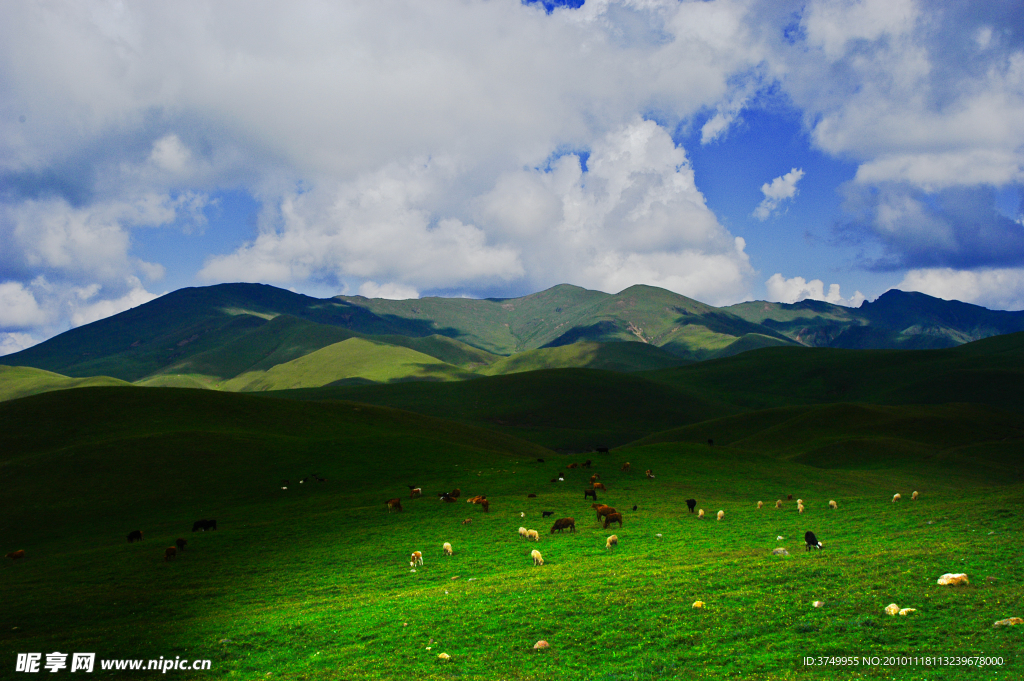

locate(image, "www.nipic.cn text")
(16, 653), (212, 673)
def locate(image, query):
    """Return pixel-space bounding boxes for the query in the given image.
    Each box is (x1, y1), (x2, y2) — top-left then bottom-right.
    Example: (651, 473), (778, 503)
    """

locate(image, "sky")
(2, 0), (1023, 355)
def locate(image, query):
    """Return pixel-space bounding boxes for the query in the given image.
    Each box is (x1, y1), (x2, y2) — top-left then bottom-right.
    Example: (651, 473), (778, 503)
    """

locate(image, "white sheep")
(796, 499), (803, 505)
(518, 526), (528, 539)
(698, 509), (705, 519)
(410, 550), (423, 567)
(912, 491), (919, 500)
(829, 499), (838, 510)
(605, 535), (618, 549)
(892, 493), (902, 503)
(442, 542), (453, 556)
(757, 501), (763, 509)
(798, 503), (805, 514)
(716, 510), (724, 521)
(526, 529), (540, 542)
(775, 500), (783, 509)
(531, 549), (544, 566)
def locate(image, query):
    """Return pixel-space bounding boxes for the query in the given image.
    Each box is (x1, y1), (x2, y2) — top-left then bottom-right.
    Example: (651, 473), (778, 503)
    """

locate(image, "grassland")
(1, 380), (1022, 680)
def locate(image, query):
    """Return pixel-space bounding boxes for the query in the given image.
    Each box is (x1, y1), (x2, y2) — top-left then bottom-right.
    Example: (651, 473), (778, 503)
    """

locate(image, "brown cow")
(591, 504), (616, 521)
(410, 487), (422, 499)
(603, 512), (623, 529)
(450, 489), (461, 499)
(589, 474), (600, 483)
(481, 500), (490, 513)
(567, 463), (579, 469)
(467, 495), (486, 504)
(620, 462), (631, 472)
(164, 546), (177, 561)
(387, 498), (404, 513)
(5, 550), (25, 561)
(592, 482), (607, 491)
(550, 517), (576, 533)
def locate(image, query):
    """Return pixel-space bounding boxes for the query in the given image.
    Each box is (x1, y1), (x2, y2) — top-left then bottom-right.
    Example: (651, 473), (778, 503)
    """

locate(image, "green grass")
(0, 365), (129, 402)
(1, 386), (1022, 679)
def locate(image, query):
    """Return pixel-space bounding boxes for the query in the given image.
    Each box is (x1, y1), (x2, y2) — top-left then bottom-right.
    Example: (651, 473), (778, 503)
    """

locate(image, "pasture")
(1, 387), (1022, 680)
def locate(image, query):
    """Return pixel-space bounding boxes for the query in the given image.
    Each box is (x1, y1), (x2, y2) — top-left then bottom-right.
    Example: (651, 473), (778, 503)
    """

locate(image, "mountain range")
(2, 282), (1023, 392)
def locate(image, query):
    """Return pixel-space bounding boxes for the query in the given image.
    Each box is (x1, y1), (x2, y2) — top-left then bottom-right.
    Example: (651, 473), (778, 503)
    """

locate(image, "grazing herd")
(372, 454), (928, 576)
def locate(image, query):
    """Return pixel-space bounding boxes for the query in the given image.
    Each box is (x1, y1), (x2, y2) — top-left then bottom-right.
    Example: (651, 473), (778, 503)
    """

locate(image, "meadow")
(1, 381), (1021, 680)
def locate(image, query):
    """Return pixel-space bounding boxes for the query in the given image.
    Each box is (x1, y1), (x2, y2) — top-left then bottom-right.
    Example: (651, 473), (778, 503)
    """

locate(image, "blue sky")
(1, 0), (1023, 354)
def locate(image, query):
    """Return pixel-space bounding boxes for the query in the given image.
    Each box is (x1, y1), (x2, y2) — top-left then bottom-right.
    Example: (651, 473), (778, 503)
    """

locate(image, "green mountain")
(725, 289), (1024, 349)
(3, 282), (1023, 389)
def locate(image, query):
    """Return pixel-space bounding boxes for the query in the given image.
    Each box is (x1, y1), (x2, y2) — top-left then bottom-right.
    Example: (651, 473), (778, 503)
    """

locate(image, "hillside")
(2, 282), (1023, 387)
(0, 365), (130, 402)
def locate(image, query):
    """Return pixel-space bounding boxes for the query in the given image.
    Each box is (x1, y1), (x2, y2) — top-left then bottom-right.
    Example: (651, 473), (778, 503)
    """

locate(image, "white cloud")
(149, 134), (192, 174)
(68, 277), (160, 327)
(358, 281), (420, 300)
(753, 168), (805, 220)
(898, 268), (1024, 310)
(0, 331), (39, 356)
(0, 281), (49, 328)
(766, 273), (866, 307)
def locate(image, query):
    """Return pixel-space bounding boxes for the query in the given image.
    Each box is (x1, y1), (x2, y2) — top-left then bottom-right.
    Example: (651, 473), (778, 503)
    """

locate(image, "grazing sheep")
(558, 476), (564, 482)
(542, 511), (555, 518)
(550, 517), (576, 533)
(605, 535), (618, 549)
(462, 519), (472, 525)
(885, 603), (900, 616)
(804, 531), (823, 551)
(526, 530), (540, 542)
(757, 501), (763, 509)
(164, 546), (177, 561)
(410, 487), (422, 499)
(175, 538), (187, 552)
(775, 500), (783, 509)
(892, 493), (902, 503)
(5, 550), (25, 560)
(443, 542), (453, 556)
(410, 551), (424, 567)
(645, 469), (655, 479)
(829, 500), (838, 510)
(686, 499), (697, 513)
(717, 510), (724, 521)
(127, 530), (143, 543)
(518, 527), (529, 539)
(620, 462), (631, 472)
(603, 512), (623, 529)
(531, 549), (544, 566)
(592, 482), (607, 491)
(798, 503), (805, 514)
(937, 573), (969, 586)
(698, 509), (705, 519)
(387, 498), (404, 513)
(796, 499), (803, 505)
(912, 491), (919, 500)
(584, 489), (598, 501)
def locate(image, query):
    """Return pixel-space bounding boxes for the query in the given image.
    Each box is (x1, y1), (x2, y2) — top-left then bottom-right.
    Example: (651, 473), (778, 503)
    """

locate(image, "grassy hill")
(0, 365), (130, 402)
(220, 337), (477, 391)
(1, 386), (1021, 679)
(476, 340), (690, 375)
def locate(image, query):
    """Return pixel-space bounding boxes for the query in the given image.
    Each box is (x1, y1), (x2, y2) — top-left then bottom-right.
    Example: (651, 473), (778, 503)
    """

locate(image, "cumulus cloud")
(358, 281), (420, 300)
(753, 168), (805, 220)
(0, 331), (39, 357)
(766, 273), (865, 307)
(898, 267), (1024, 310)
(0, 281), (49, 328)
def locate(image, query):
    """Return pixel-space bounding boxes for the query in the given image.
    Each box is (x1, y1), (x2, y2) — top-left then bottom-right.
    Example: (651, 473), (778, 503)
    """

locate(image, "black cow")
(584, 489), (597, 501)
(192, 519), (217, 532)
(805, 531), (823, 551)
(175, 538), (187, 552)
(596, 447), (609, 454)
(542, 511), (555, 518)
(126, 530), (143, 543)
(707, 439), (714, 447)
(582, 459), (592, 468)
(686, 499), (697, 513)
